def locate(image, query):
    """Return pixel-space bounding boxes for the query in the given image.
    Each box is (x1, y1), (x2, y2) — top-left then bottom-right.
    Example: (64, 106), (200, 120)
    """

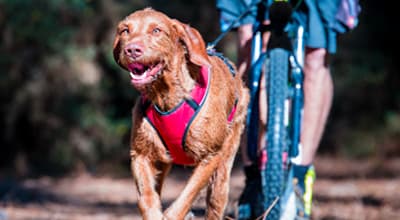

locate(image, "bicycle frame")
(244, 1), (306, 219)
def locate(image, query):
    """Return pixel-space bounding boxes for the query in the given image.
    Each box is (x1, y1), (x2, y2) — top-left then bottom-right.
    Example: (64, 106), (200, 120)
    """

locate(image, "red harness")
(143, 66), (237, 165)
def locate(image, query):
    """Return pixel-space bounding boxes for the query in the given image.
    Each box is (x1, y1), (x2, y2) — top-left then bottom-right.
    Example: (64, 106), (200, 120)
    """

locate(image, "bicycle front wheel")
(262, 48), (290, 220)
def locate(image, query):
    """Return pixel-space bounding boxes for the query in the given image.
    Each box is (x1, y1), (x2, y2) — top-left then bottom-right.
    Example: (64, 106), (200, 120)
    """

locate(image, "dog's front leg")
(131, 155), (164, 220)
(163, 153), (222, 220)
(206, 124), (243, 219)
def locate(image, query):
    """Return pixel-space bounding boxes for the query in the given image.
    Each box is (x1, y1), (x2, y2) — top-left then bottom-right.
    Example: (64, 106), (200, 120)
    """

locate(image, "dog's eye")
(120, 28), (129, 35)
(152, 28), (161, 34)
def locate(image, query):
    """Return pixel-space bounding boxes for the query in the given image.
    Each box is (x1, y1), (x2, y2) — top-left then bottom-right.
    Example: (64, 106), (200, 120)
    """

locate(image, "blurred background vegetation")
(0, 0), (398, 177)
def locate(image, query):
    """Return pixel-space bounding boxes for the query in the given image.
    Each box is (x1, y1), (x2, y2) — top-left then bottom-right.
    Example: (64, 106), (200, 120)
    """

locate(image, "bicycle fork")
(288, 25), (304, 160)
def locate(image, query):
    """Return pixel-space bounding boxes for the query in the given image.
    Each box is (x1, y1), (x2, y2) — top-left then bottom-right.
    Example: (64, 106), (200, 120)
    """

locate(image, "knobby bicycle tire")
(262, 48), (290, 220)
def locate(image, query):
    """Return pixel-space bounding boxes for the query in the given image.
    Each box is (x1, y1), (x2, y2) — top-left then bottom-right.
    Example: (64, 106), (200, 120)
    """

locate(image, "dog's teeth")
(130, 71), (147, 80)
(130, 72), (135, 79)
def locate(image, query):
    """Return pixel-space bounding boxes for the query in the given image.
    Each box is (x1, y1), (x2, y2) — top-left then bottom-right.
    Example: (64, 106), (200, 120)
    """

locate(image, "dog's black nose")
(124, 43), (144, 59)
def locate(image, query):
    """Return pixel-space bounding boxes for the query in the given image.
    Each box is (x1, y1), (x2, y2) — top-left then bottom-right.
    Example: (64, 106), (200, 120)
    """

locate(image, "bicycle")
(209, 1), (308, 219)
(244, 1), (307, 219)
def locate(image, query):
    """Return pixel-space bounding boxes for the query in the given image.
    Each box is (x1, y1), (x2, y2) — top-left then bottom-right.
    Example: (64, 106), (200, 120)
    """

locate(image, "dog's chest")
(142, 66), (211, 165)
(144, 98), (201, 165)
(142, 64), (238, 165)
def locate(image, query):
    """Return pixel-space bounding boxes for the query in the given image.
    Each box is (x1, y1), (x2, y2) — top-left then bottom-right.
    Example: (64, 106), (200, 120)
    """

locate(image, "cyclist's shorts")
(216, 0), (340, 53)
(216, 0), (273, 31)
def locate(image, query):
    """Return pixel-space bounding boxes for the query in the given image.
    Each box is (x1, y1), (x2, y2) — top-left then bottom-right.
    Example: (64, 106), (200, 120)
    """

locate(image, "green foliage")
(0, 0), (135, 175)
(385, 112), (400, 134)
(324, 46), (400, 159)
(336, 112), (400, 159)
(2, 0), (94, 51)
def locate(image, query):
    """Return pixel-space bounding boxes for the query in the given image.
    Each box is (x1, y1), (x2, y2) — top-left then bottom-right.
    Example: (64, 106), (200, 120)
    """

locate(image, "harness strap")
(185, 98), (200, 110)
(228, 99), (238, 122)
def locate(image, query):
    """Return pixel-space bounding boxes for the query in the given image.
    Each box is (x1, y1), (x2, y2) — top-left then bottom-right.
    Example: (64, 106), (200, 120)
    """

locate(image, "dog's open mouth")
(128, 62), (163, 85)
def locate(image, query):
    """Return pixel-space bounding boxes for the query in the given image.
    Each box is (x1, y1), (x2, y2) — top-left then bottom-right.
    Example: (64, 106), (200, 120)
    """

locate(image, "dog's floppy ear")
(172, 19), (210, 67)
(113, 32), (122, 66)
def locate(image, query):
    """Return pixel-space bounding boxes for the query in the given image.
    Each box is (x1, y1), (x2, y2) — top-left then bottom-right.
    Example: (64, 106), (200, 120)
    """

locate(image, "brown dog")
(113, 8), (249, 220)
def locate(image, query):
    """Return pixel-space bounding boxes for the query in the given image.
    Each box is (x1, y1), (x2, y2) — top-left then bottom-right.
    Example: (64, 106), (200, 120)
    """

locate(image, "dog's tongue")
(128, 63), (146, 75)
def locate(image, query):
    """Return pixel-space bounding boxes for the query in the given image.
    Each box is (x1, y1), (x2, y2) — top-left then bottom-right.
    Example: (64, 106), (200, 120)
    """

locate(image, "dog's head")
(113, 8), (210, 91)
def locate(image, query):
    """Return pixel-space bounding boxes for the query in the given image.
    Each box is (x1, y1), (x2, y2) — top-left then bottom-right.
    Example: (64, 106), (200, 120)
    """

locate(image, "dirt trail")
(1, 157), (399, 220)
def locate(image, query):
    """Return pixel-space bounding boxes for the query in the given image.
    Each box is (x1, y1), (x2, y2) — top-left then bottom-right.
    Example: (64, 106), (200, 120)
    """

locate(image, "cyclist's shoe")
(292, 164), (316, 219)
(237, 164), (264, 220)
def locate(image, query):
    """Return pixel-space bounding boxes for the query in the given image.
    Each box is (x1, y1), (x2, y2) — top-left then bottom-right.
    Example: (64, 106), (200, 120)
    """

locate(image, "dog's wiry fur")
(113, 8), (249, 220)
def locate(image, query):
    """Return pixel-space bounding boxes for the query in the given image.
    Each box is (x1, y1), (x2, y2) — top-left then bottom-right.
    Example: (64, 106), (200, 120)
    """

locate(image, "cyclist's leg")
(258, 71), (267, 153)
(292, 47), (333, 218)
(236, 24), (264, 220)
(237, 21), (271, 220)
(300, 47), (333, 166)
(257, 20), (271, 153)
(237, 24), (253, 84)
(237, 21), (271, 168)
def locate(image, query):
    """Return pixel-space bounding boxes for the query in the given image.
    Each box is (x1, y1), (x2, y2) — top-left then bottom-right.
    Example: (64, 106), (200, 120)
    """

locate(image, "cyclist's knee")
(304, 47), (329, 72)
(238, 24), (253, 47)
(303, 48), (331, 84)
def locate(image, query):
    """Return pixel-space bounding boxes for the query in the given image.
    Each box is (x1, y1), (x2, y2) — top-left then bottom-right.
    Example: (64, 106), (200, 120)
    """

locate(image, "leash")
(207, 1), (260, 50)
(207, 49), (236, 76)
(205, 1), (262, 76)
